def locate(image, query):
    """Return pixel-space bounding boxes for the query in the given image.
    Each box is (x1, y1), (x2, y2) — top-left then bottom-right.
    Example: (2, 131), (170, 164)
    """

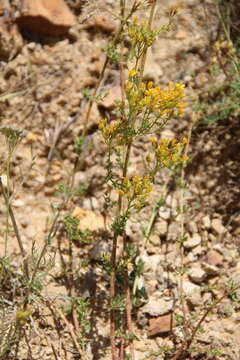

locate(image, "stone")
(12, 199), (25, 207)
(148, 314), (176, 336)
(99, 86), (121, 109)
(84, 14), (116, 33)
(16, 0), (76, 36)
(186, 221), (198, 234)
(142, 297), (173, 317)
(175, 30), (188, 40)
(188, 267), (206, 283)
(149, 234), (160, 246)
(167, 222), (180, 241)
(182, 281), (202, 307)
(72, 207), (105, 231)
(144, 49), (163, 82)
(202, 215), (211, 229)
(202, 262), (220, 276)
(159, 207), (171, 220)
(182, 280), (200, 296)
(140, 253), (161, 273)
(205, 250), (223, 267)
(155, 220), (168, 236)
(211, 218), (226, 235)
(184, 233), (201, 249)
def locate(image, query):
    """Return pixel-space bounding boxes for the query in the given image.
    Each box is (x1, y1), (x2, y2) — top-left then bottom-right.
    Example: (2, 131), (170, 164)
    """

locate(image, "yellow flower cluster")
(99, 119), (122, 142)
(149, 137), (188, 168)
(119, 174), (153, 209)
(128, 17), (157, 47)
(142, 81), (185, 116)
(125, 74), (185, 118)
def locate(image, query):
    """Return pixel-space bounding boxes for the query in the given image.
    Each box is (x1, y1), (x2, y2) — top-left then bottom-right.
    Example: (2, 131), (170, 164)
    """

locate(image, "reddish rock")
(99, 86), (122, 109)
(205, 250), (223, 267)
(148, 314), (176, 336)
(84, 15), (116, 33)
(16, 0), (76, 36)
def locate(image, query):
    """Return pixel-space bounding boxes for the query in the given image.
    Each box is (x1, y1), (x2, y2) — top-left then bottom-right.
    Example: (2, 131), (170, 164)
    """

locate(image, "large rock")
(148, 314), (176, 336)
(16, 0), (76, 35)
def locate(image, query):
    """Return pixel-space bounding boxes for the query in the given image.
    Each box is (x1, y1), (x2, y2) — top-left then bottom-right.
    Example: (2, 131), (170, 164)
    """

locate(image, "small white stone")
(211, 218), (226, 235)
(155, 220), (168, 235)
(188, 267), (206, 283)
(141, 253), (161, 273)
(142, 298), (173, 316)
(184, 233), (201, 249)
(182, 280), (200, 296)
(159, 207), (171, 220)
(12, 199), (25, 207)
(202, 215), (211, 229)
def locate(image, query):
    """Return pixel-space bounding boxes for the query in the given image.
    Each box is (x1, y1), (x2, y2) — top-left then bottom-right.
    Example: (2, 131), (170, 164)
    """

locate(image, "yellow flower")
(128, 69), (137, 78)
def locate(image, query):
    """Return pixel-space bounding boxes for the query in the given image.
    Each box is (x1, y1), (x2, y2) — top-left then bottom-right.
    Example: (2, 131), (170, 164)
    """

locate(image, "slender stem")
(4, 154), (11, 256)
(138, 0), (157, 78)
(0, 178), (29, 280)
(178, 121), (193, 339)
(123, 232), (135, 360)
(84, 0), (138, 135)
(29, 210), (60, 289)
(172, 289), (234, 360)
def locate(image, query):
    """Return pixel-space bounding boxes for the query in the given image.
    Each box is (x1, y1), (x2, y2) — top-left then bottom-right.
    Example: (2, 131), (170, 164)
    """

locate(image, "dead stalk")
(0, 178), (30, 281)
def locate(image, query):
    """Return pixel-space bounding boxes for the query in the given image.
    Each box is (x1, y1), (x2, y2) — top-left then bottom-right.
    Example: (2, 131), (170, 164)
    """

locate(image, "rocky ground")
(0, 0), (240, 359)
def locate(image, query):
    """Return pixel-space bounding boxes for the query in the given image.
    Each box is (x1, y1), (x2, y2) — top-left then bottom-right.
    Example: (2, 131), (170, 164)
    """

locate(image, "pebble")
(202, 262), (220, 276)
(167, 222), (180, 241)
(141, 253), (161, 273)
(188, 267), (206, 283)
(159, 207), (171, 220)
(148, 314), (176, 336)
(202, 215), (211, 229)
(211, 218), (226, 235)
(142, 297), (173, 317)
(12, 199), (25, 207)
(182, 280), (201, 296)
(184, 233), (201, 249)
(205, 250), (223, 267)
(155, 220), (168, 235)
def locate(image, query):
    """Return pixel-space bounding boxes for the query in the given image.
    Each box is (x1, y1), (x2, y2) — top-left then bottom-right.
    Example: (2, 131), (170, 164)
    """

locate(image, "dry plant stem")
(215, 1), (239, 78)
(44, 299), (87, 360)
(110, 141), (131, 360)
(4, 154), (11, 256)
(0, 80), (54, 103)
(84, 0), (140, 134)
(143, 197), (162, 249)
(178, 122), (193, 336)
(173, 289), (235, 360)
(0, 178), (30, 280)
(23, 328), (33, 360)
(123, 231), (135, 360)
(119, 337), (125, 360)
(29, 210), (60, 290)
(138, 0), (156, 77)
(120, 14), (135, 355)
(55, 306), (86, 360)
(110, 3), (157, 358)
(110, 239), (117, 360)
(68, 239), (81, 334)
